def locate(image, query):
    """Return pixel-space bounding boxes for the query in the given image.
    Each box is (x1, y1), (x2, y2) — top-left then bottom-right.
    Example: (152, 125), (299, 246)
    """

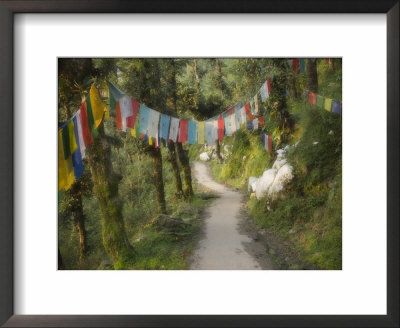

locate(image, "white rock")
(328, 130), (334, 135)
(248, 176), (259, 192)
(313, 141), (319, 145)
(199, 152), (210, 161)
(272, 158), (287, 171)
(255, 169), (277, 199)
(242, 155), (247, 161)
(276, 148), (286, 159)
(268, 163), (293, 195)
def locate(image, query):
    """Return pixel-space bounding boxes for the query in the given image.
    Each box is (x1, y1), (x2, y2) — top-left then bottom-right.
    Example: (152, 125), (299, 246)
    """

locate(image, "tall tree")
(306, 59), (318, 93)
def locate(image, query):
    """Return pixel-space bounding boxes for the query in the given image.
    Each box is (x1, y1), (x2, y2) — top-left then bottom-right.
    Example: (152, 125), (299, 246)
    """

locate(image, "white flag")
(253, 118), (258, 130)
(75, 110), (86, 159)
(169, 117), (180, 142)
(147, 109), (160, 138)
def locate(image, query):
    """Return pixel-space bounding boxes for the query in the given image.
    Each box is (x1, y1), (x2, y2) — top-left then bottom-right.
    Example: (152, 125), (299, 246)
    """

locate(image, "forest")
(58, 58), (342, 270)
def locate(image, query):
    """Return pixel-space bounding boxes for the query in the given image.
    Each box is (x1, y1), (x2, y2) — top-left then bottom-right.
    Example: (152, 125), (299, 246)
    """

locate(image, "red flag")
(226, 106), (235, 116)
(115, 101), (122, 130)
(293, 59), (300, 74)
(268, 135), (273, 153)
(258, 116), (265, 127)
(127, 98), (139, 129)
(79, 101), (94, 147)
(308, 92), (317, 105)
(178, 119), (188, 143)
(218, 116), (224, 141)
(245, 102), (250, 115)
(267, 77), (272, 93)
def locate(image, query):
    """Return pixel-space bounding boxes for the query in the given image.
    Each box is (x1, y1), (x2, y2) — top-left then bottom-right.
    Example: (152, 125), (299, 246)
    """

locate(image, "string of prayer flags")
(168, 117), (180, 142)
(308, 92), (317, 105)
(74, 110), (86, 159)
(262, 131), (273, 153)
(316, 95), (324, 108)
(292, 59), (300, 74)
(118, 95), (134, 132)
(79, 102), (94, 147)
(148, 109), (161, 138)
(139, 104), (150, 136)
(252, 117), (259, 130)
(197, 121), (205, 144)
(299, 58), (306, 73)
(332, 100), (342, 114)
(188, 120), (197, 145)
(324, 98), (332, 111)
(205, 121), (214, 145)
(62, 120), (77, 160)
(218, 116), (224, 141)
(159, 114), (171, 141)
(58, 131), (75, 191)
(178, 119), (188, 143)
(127, 99), (139, 129)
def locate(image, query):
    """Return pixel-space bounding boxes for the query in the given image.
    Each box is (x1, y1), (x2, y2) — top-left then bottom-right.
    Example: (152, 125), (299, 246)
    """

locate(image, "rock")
(255, 169), (277, 199)
(313, 141), (319, 145)
(268, 163), (293, 196)
(288, 228), (296, 234)
(152, 214), (189, 231)
(242, 155), (247, 161)
(248, 176), (259, 192)
(272, 157), (287, 171)
(199, 152), (210, 161)
(328, 130), (334, 135)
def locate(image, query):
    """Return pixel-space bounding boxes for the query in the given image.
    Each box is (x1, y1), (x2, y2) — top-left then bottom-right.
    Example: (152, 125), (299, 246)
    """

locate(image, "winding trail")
(190, 161), (277, 270)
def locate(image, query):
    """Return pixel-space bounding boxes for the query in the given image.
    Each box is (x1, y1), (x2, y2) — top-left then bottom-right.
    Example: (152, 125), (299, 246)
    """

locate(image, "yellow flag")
(324, 98), (332, 112)
(197, 121), (205, 144)
(67, 120), (77, 155)
(90, 84), (107, 127)
(58, 131), (75, 191)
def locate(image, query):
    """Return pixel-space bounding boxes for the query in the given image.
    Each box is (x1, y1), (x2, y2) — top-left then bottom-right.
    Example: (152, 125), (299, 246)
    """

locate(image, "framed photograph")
(1, 1), (398, 327)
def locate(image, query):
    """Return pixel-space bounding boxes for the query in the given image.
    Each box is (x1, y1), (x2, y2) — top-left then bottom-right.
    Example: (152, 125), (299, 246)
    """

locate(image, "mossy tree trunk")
(175, 142), (193, 199)
(147, 147), (167, 213)
(214, 140), (223, 163)
(306, 59), (318, 93)
(167, 141), (183, 199)
(86, 123), (134, 268)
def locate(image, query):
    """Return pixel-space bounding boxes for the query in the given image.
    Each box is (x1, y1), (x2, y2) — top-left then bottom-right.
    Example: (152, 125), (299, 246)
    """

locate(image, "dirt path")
(190, 161), (278, 270)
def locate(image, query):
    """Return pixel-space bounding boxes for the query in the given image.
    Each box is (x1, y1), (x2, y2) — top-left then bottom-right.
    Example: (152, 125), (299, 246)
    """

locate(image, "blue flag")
(247, 120), (253, 130)
(188, 120), (197, 145)
(159, 113), (171, 140)
(139, 104), (150, 135)
(300, 58), (306, 73)
(332, 100), (342, 114)
(72, 116), (84, 179)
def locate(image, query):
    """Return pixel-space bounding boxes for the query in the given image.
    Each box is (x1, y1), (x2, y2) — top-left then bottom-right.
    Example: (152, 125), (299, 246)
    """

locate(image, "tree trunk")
(214, 140), (223, 164)
(167, 141), (183, 198)
(288, 73), (299, 100)
(175, 142), (193, 199)
(86, 123), (134, 269)
(147, 147), (167, 213)
(73, 194), (87, 262)
(306, 59), (318, 93)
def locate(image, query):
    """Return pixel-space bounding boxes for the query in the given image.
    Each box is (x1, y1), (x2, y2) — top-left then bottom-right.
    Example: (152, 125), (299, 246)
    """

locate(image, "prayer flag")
(119, 95), (133, 132)
(293, 59), (300, 74)
(230, 112), (237, 134)
(224, 116), (232, 136)
(213, 120), (219, 141)
(260, 81), (269, 102)
(178, 119), (188, 143)
(61, 120), (78, 160)
(79, 102), (94, 147)
(188, 120), (197, 145)
(235, 108), (241, 130)
(262, 132), (273, 153)
(308, 92), (317, 105)
(218, 116), (224, 141)
(139, 104), (150, 135)
(332, 100), (342, 114)
(159, 114), (171, 140)
(300, 58), (306, 73)
(197, 121), (205, 144)
(316, 95), (324, 108)
(240, 107), (247, 126)
(85, 94), (98, 138)
(127, 98), (139, 129)
(169, 117), (180, 142)
(247, 120), (253, 130)
(115, 101), (122, 130)
(131, 113), (141, 139)
(106, 81), (124, 115)
(267, 78), (272, 94)
(58, 131), (75, 191)
(74, 110), (86, 159)
(253, 118), (258, 130)
(205, 121), (214, 145)
(324, 98), (332, 111)
(89, 84), (106, 128)
(148, 109), (160, 138)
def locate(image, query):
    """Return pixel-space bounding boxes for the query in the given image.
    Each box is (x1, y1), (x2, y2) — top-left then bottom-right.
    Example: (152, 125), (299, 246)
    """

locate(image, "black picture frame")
(1, 1), (398, 327)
